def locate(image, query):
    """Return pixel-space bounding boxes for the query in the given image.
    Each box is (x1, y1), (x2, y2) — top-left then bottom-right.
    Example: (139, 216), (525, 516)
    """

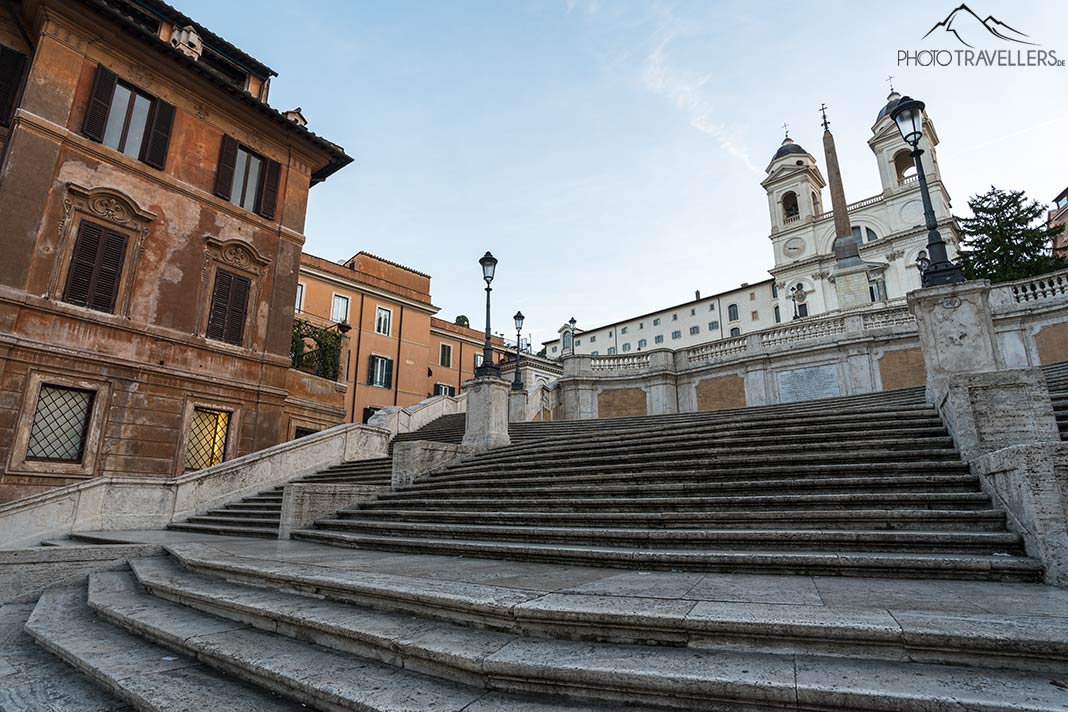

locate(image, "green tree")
(454, 315), (470, 327)
(956, 187), (1066, 283)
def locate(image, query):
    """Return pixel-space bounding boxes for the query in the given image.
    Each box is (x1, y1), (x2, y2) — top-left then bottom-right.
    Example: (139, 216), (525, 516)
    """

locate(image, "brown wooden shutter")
(206, 270), (232, 341)
(82, 65), (117, 142)
(383, 358), (393, 389)
(141, 100), (175, 170)
(63, 221), (103, 306)
(256, 159), (281, 220)
(367, 356), (376, 386)
(224, 274), (250, 345)
(90, 229), (128, 312)
(213, 135), (239, 200)
(0, 46), (27, 127)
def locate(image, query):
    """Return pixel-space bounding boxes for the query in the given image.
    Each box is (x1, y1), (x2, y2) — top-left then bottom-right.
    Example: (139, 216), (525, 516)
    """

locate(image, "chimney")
(695, 290), (701, 300)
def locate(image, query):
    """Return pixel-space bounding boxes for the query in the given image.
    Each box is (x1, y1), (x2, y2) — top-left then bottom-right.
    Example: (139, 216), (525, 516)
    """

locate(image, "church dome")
(876, 91), (902, 123)
(772, 137), (806, 161)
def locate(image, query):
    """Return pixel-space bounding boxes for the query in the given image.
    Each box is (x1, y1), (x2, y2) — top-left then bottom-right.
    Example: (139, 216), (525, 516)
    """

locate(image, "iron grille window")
(185, 407), (230, 471)
(26, 385), (94, 462)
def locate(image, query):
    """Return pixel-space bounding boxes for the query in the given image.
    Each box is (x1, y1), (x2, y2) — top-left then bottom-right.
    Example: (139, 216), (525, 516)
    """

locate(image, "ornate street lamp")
(512, 310), (525, 390)
(789, 283), (804, 320)
(475, 251), (500, 378)
(890, 96), (965, 287)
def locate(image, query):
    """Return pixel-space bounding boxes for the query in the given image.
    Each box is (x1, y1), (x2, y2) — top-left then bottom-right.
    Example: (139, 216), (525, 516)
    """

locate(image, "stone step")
(389, 474), (981, 500)
(166, 522), (279, 538)
(340, 508), (1008, 531)
(355, 491), (996, 513)
(186, 515), (280, 527)
(241, 494), (284, 503)
(139, 554), (1068, 676)
(22, 586), (302, 712)
(223, 502), (283, 512)
(315, 519), (1023, 554)
(205, 507), (282, 518)
(405, 469), (977, 494)
(86, 571), (656, 712)
(291, 530), (1044, 581)
(1, 600), (136, 711)
(431, 460), (969, 486)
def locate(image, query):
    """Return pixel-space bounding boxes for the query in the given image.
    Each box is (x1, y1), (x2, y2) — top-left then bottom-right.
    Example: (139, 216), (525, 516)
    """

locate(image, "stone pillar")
(462, 376), (511, 450)
(391, 440), (473, 489)
(908, 281), (1060, 461)
(508, 389), (528, 423)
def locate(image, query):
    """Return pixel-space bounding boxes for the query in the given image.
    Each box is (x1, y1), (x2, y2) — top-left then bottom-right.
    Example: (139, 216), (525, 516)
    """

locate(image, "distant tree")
(537, 347), (547, 357)
(956, 187), (1066, 283)
(454, 315), (470, 327)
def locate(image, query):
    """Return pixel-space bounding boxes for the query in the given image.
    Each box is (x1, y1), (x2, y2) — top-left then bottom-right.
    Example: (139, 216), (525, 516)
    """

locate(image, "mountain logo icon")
(922, 4), (1037, 48)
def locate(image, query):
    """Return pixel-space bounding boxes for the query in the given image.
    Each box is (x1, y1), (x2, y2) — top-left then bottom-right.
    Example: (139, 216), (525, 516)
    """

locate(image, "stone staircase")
(1044, 361), (1068, 440)
(166, 413), (475, 538)
(18, 543), (1068, 711)
(293, 387), (1044, 581)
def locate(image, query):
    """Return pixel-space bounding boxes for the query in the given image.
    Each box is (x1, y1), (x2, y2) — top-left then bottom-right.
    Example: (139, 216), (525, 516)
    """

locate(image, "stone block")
(695, 374), (746, 412)
(0, 544), (162, 604)
(391, 440), (474, 489)
(939, 368), (1060, 462)
(597, 388), (646, 418)
(508, 389), (527, 423)
(462, 377), (511, 450)
(972, 443), (1068, 586)
(278, 483), (387, 539)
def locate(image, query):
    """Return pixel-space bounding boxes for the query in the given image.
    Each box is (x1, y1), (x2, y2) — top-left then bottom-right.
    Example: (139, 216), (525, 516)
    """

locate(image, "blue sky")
(178, 0), (1068, 347)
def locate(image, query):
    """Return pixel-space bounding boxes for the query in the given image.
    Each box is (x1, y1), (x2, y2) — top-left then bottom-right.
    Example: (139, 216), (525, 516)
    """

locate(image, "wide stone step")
(141, 553), (1068, 676)
(206, 507), (282, 518)
(290, 530), (1044, 581)
(314, 520), (1023, 554)
(167, 522), (279, 538)
(86, 571), (655, 712)
(390, 474), (981, 500)
(224, 502), (283, 512)
(356, 491), (995, 513)
(23, 586), (302, 712)
(340, 507), (1008, 531)
(406, 469), (977, 493)
(187, 515), (280, 527)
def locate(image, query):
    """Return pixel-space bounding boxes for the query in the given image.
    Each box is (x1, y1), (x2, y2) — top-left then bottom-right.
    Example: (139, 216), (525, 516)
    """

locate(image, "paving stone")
(685, 573), (824, 605)
(561, 570), (705, 598)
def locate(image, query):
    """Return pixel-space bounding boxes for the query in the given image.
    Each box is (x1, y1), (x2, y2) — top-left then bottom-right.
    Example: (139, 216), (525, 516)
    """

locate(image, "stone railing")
(590, 353), (651, 372)
(686, 337), (749, 366)
(784, 213), (801, 224)
(861, 306), (916, 331)
(367, 392), (467, 438)
(1000, 269), (1068, 305)
(759, 317), (846, 350)
(847, 194), (884, 211)
(0, 423), (390, 548)
(898, 174), (919, 186)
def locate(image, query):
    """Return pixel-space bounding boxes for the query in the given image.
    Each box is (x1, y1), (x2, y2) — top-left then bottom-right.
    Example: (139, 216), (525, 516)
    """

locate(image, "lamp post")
(512, 311), (525, 390)
(889, 96), (965, 287)
(789, 283), (803, 320)
(475, 252), (500, 378)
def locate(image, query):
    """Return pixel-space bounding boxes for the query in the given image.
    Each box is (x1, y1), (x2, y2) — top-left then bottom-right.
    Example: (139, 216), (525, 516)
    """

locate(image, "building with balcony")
(0, 0), (350, 501)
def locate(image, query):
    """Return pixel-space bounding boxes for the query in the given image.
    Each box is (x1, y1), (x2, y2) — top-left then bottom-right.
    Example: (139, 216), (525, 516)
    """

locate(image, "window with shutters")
(26, 385), (95, 462)
(368, 355), (393, 388)
(294, 283), (304, 313)
(439, 343), (452, 368)
(213, 135), (281, 220)
(62, 220), (128, 314)
(184, 406), (230, 471)
(331, 294), (349, 323)
(0, 44), (28, 127)
(82, 65), (174, 169)
(434, 384), (456, 397)
(205, 269), (251, 346)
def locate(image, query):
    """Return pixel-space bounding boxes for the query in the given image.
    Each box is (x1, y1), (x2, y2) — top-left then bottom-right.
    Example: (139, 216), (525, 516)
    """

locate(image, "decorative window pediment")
(204, 236), (271, 276)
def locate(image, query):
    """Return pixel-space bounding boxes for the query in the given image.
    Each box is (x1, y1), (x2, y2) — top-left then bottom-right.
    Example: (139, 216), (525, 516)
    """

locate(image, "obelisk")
(821, 104), (871, 310)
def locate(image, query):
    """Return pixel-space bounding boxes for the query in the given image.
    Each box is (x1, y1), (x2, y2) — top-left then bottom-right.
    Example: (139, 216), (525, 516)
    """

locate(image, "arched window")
(562, 331), (573, 351)
(727, 303), (739, 321)
(851, 226), (879, 245)
(782, 191), (799, 221)
(894, 149), (917, 184)
(729, 327), (741, 337)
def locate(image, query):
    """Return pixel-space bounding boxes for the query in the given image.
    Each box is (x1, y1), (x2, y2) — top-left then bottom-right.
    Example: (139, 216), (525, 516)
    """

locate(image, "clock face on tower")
(783, 238), (806, 260)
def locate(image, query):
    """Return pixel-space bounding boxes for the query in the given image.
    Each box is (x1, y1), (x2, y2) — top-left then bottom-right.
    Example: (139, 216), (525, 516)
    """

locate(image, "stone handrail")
(686, 337), (749, 366)
(899, 174), (919, 186)
(367, 392), (467, 438)
(999, 269), (1068, 306)
(0, 423), (390, 548)
(760, 318), (846, 349)
(861, 307), (916, 331)
(590, 353), (651, 372)
(847, 194), (884, 211)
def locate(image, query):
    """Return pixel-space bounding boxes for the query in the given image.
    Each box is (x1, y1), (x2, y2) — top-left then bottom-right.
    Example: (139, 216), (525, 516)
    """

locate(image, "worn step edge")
(288, 530), (1043, 581)
(145, 552), (1067, 676)
(23, 585), (303, 712)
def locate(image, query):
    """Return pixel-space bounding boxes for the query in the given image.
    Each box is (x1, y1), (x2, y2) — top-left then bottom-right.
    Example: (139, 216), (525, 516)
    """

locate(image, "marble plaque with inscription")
(776, 364), (842, 403)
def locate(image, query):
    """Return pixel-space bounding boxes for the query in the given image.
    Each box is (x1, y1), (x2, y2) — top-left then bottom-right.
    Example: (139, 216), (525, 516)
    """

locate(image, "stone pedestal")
(278, 483), (387, 539)
(907, 281), (1001, 404)
(462, 376), (511, 450)
(391, 440), (473, 489)
(508, 389), (527, 423)
(832, 263), (873, 311)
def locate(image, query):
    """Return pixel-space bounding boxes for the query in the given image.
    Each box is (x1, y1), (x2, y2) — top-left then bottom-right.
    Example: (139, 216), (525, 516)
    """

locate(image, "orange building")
(1050, 187), (1068, 257)
(294, 252), (504, 427)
